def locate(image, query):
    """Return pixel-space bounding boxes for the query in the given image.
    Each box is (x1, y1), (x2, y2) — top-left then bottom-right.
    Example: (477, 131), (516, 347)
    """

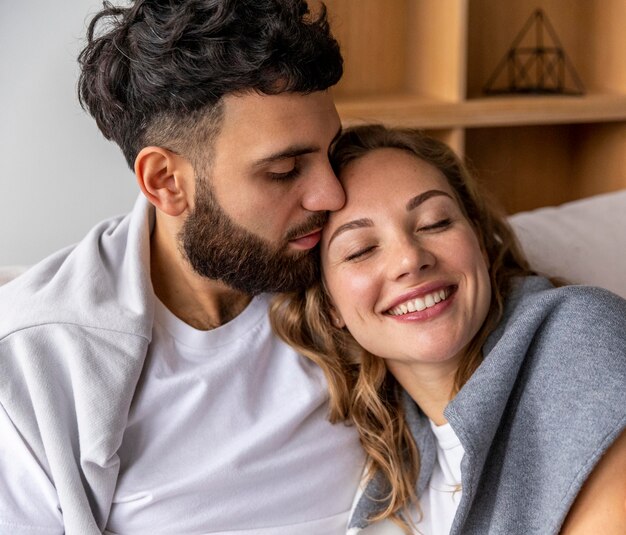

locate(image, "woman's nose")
(386, 237), (435, 281)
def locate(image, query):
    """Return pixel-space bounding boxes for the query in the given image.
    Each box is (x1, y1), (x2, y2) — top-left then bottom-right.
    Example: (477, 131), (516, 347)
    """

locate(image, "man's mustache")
(284, 212), (329, 242)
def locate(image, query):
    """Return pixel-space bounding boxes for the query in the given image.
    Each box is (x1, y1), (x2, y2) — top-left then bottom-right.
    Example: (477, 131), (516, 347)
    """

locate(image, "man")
(0, 1), (365, 533)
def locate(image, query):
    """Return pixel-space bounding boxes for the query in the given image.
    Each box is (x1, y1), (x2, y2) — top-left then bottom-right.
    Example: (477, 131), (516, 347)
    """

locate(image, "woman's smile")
(383, 283), (457, 319)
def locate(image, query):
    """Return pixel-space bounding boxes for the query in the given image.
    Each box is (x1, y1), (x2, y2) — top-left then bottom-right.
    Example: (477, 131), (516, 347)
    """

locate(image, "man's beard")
(179, 177), (326, 295)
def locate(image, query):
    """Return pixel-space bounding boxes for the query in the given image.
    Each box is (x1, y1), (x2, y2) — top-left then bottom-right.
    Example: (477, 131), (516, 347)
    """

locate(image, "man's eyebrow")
(327, 218), (374, 247)
(406, 189), (453, 211)
(253, 145), (319, 167)
(253, 125), (343, 168)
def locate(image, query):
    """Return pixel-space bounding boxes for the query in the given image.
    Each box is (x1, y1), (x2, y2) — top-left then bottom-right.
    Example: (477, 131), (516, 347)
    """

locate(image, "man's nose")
(300, 162), (345, 213)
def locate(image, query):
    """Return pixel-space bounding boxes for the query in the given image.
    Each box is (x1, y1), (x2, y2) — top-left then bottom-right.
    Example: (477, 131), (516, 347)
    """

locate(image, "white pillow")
(509, 189), (626, 299)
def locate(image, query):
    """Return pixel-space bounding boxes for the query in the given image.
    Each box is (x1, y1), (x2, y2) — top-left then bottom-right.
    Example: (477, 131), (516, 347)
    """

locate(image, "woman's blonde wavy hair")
(270, 124), (534, 531)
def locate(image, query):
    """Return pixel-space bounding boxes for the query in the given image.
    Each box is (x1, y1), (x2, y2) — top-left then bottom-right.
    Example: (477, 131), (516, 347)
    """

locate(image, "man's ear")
(134, 146), (194, 217)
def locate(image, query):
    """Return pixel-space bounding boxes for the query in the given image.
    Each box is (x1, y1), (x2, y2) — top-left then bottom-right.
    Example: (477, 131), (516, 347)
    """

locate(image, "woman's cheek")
(335, 268), (381, 323)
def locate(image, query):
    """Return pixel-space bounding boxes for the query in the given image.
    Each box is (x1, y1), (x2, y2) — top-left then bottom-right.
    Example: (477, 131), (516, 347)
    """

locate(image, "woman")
(271, 125), (626, 534)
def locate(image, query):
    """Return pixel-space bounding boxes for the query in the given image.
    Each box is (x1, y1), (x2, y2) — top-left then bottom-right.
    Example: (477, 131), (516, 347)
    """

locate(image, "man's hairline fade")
(142, 99), (225, 176)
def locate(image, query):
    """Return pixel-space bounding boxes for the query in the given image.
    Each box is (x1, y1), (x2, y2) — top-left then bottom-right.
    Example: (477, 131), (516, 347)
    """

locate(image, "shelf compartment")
(323, 0), (467, 100)
(466, 122), (626, 213)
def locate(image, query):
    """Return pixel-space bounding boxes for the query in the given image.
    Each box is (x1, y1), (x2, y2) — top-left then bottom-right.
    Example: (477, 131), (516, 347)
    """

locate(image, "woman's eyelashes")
(340, 219), (453, 262)
(344, 245), (377, 262)
(418, 218), (452, 232)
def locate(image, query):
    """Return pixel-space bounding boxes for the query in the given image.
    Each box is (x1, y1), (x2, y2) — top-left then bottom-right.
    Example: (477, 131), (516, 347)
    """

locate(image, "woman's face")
(321, 148), (492, 371)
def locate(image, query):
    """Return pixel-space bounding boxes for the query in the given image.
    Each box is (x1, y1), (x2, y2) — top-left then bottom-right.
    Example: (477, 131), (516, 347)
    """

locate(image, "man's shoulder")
(0, 203), (154, 341)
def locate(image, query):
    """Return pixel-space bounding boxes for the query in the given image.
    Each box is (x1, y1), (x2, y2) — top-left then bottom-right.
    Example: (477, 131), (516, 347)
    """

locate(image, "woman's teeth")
(387, 288), (449, 316)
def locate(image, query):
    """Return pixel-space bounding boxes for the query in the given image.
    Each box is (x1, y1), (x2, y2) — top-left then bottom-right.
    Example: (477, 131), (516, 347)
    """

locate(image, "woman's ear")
(134, 146), (195, 216)
(322, 279), (346, 329)
(328, 306), (346, 329)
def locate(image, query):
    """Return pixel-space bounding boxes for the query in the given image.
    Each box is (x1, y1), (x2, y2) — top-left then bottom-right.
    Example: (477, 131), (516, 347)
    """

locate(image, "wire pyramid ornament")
(483, 9), (584, 95)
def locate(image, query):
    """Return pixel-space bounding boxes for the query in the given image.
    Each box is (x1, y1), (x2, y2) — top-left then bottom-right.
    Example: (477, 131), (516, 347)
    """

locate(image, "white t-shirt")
(410, 421), (464, 535)
(105, 294), (364, 534)
(349, 420), (464, 535)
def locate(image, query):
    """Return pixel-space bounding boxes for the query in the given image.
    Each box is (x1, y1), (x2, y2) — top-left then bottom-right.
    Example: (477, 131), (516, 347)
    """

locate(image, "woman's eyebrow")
(327, 218), (373, 247)
(406, 189), (452, 211)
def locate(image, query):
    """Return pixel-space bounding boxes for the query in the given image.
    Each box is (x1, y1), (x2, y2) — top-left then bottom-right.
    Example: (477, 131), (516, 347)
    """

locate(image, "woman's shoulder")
(500, 276), (625, 420)
(500, 276), (626, 347)
(510, 275), (626, 308)
(474, 278), (626, 533)
(485, 276), (626, 413)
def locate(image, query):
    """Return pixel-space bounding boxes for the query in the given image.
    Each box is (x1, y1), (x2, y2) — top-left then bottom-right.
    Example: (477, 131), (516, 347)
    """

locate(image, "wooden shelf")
(325, 0), (626, 212)
(337, 93), (626, 130)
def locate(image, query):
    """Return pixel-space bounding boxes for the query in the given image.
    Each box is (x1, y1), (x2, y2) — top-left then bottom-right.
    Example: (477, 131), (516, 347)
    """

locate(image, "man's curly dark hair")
(78, 0), (343, 169)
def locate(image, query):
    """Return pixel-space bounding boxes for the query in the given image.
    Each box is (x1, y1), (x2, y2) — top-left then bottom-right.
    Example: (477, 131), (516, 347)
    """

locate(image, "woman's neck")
(386, 357), (461, 426)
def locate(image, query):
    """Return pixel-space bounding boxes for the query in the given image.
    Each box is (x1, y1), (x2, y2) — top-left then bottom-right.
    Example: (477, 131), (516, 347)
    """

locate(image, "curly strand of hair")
(350, 353), (419, 531)
(78, 2), (138, 139)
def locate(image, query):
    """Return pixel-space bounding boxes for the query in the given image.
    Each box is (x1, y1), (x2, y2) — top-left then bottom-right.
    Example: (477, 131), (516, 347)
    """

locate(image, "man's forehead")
(220, 91), (338, 128)
(213, 90), (341, 161)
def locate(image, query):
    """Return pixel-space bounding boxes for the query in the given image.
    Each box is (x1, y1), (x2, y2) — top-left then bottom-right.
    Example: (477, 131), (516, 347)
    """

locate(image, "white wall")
(1, 1), (138, 265)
